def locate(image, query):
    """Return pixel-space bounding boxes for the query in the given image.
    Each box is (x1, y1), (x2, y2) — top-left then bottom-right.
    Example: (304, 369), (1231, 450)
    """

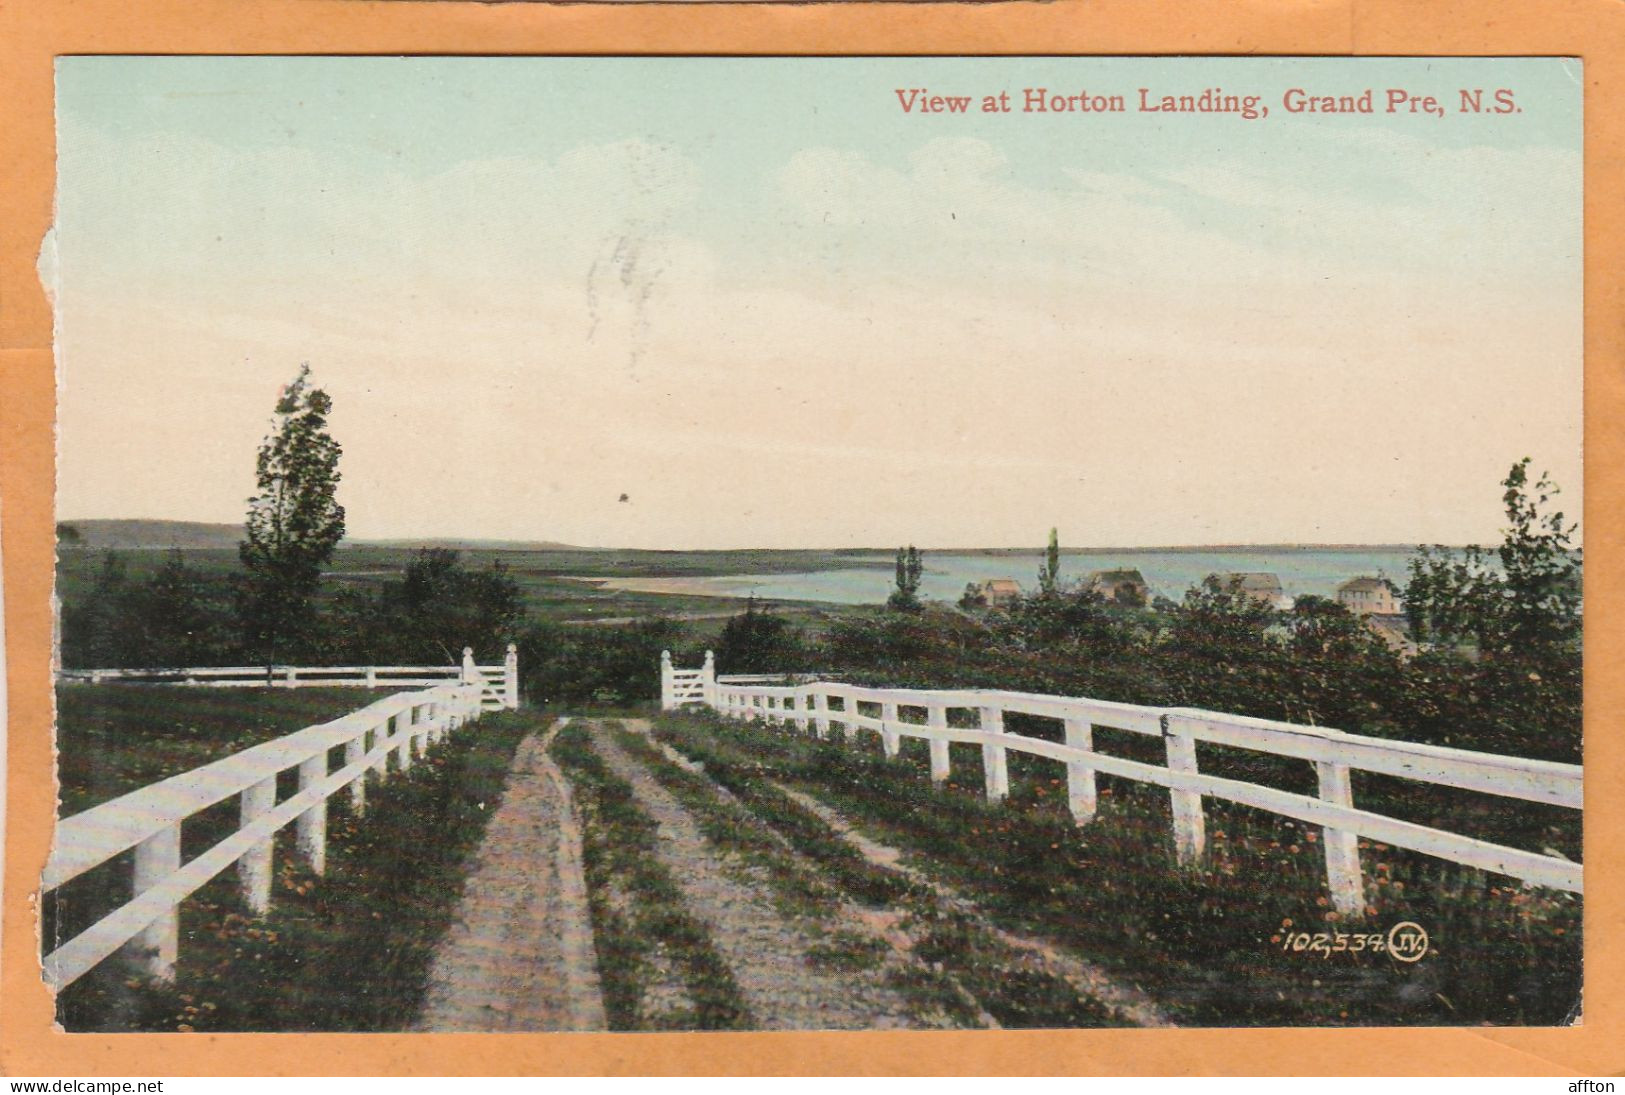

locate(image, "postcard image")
(40, 54), (1581, 1035)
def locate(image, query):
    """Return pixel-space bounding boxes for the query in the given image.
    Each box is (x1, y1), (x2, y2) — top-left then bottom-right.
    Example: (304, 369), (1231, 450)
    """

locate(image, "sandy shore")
(559, 575), (753, 599)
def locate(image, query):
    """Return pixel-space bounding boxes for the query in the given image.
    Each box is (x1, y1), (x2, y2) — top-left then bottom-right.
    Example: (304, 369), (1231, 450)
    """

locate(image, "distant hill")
(56, 520), (589, 552)
(57, 519), (245, 550)
(356, 538), (589, 551)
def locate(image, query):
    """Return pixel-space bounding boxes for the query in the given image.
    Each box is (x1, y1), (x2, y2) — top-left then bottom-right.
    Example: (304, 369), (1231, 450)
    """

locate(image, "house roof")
(1088, 569), (1148, 585)
(1210, 571), (1282, 593)
(1337, 576), (1392, 593)
(981, 579), (1021, 592)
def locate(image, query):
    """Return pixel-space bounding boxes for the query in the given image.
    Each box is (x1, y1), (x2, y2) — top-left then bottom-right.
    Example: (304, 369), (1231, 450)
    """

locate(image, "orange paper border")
(4, 0), (1623, 1076)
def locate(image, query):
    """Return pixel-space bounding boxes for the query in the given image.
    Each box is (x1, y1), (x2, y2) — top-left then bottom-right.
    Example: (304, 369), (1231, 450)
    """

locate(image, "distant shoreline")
(560, 576), (761, 600)
(59, 518), (1451, 556)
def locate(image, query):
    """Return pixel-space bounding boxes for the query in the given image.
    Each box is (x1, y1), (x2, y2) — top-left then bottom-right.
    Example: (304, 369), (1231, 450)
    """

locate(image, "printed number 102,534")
(1279, 922), (1430, 962)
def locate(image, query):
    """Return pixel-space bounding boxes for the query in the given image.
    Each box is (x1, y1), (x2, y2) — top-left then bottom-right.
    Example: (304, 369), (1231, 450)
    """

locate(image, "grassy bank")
(654, 711), (1581, 1027)
(54, 705), (534, 1031)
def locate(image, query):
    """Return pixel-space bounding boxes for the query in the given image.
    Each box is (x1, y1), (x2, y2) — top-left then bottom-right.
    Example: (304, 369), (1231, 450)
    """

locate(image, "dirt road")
(417, 712), (1167, 1031)
(416, 716), (605, 1031)
(592, 722), (923, 1030)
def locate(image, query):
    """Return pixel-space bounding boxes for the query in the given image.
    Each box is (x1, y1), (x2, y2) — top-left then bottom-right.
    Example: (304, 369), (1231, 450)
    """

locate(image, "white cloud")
(54, 120), (1581, 547)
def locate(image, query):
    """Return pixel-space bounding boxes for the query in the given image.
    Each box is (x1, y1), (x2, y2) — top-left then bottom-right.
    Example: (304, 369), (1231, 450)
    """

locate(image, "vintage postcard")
(3, 2), (1624, 1073)
(34, 53), (1584, 1035)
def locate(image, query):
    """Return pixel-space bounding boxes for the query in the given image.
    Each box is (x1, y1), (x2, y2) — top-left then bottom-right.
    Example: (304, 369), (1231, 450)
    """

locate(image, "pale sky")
(50, 57), (1583, 549)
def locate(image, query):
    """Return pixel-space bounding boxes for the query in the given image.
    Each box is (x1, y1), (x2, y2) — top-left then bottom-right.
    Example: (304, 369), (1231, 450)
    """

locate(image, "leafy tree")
(959, 582), (988, 611)
(1404, 543), (1501, 650)
(56, 523), (82, 546)
(304, 548), (522, 666)
(318, 585), (387, 665)
(519, 617), (682, 706)
(1497, 458), (1581, 654)
(1404, 458), (1581, 659)
(128, 550), (236, 666)
(716, 596), (802, 673)
(822, 606), (989, 678)
(1168, 576), (1278, 650)
(238, 364), (346, 668)
(998, 584), (1140, 655)
(1285, 595), (1377, 660)
(1038, 527), (1061, 596)
(887, 545), (924, 611)
(60, 551), (135, 667)
(60, 550), (236, 668)
(375, 548), (524, 664)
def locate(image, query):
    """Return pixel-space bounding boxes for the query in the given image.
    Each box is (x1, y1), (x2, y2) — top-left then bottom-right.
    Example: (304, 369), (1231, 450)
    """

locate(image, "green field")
(55, 685), (376, 815)
(55, 542), (881, 628)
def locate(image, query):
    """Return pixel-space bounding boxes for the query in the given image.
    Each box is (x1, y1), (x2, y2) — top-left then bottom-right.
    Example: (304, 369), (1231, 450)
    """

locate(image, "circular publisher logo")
(1386, 921), (1430, 963)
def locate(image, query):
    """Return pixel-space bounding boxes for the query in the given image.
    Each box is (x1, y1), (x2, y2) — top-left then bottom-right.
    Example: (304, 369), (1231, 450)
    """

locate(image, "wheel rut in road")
(591, 719), (923, 1030)
(417, 716), (605, 1032)
(773, 783), (1174, 1028)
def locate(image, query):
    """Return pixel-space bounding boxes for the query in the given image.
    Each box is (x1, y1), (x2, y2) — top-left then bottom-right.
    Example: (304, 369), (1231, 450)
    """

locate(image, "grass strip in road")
(549, 722), (750, 1031)
(644, 722), (1133, 1029)
(611, 726), (987, 1025)
(58, 709), (536, 1031)
(627, 727), (918, 909)
(653, 710), (1581, 1027)
(608, 724), (847, 924)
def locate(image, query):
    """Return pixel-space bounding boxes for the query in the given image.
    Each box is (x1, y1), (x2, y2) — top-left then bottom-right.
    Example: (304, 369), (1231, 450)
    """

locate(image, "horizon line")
(55, 518), (1468, 554)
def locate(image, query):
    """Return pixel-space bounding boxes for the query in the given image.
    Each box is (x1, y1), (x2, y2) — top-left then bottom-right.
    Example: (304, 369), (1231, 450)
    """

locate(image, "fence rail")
(60, 644), (520, 711)
(43, 681), (487, 989)
(43, 642), (522, 990)
(662, 653), (1582, 915)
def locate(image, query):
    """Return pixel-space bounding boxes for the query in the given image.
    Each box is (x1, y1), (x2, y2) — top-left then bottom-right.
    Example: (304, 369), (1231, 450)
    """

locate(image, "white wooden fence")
(43, 644), (521, 990)
(663, 654), (1583, 916)
(660, 650), (714, 710)
(61, 644), (520, 711)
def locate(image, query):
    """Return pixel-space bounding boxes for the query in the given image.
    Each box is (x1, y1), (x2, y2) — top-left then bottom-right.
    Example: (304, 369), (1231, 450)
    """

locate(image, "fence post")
(238, 777), (277, 913)
(702, 650), (716, 708)
(397, 708), (415, 771)
(1161, 714), (1206, 866)
(1316, 760), (1365, 915)
(880, 701), (900, 758)
(283, 666), (297, 688)
(813, 690), (830, 739)
(461, 646), (477, 685)
(365, 665), (377, 688)
(1063, 717), (1098, 825)
(132, 824), (180, 980)
(297, 755), (328, 875)
(979, 705), (1009, 802)
(372, 719), (391, 781)
(660, 651), (674, 710)
(928, 705), (951, 784)
(832, 688), (851, 738)
(344, 737), (366, 815)
(505, 642), (519, 709)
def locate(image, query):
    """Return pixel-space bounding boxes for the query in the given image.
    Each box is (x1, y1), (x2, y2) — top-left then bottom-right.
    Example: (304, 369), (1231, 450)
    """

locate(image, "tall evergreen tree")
(888, 545), (924, 611)
(1039, 527), (1061, 596)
